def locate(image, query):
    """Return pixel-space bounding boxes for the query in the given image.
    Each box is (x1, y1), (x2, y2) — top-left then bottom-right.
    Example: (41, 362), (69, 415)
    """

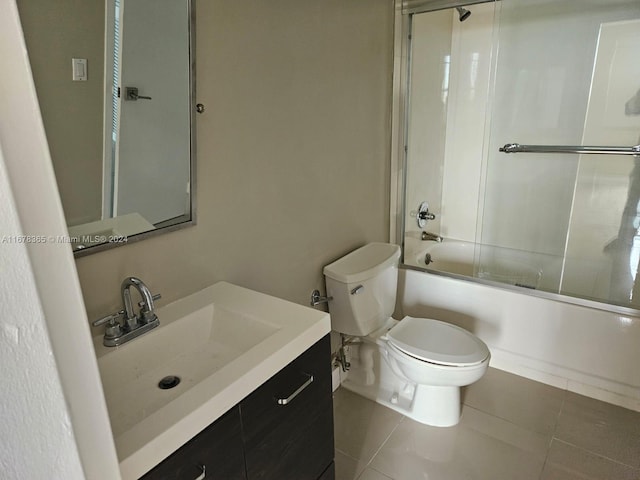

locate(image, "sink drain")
(158, 375), (181, 390)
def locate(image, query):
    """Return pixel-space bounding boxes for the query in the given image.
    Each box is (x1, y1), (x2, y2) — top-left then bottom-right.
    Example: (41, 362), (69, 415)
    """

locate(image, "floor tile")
(540, 439), (640, 480)
(357, 467), (393, 480)
(463, 367), (565, 435)
(460, 404), (551, 455)
(333, 388), (403, 464)
(555, 391), (640, 469)
(369, 405), (547, 480)
(335, 450), (367, 480)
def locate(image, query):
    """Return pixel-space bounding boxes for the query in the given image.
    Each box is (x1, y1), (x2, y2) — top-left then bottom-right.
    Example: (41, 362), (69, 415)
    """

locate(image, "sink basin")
(93, 281), (330, 480)
(98, 303), (279, 437)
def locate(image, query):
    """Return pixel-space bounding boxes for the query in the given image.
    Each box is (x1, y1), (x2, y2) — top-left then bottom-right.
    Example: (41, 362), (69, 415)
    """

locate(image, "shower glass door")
(401, 0), (640, 311)
(480, 0), (640, 308)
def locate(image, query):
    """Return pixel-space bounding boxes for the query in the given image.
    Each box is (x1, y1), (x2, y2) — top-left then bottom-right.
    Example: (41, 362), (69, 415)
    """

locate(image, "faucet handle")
(92, 310), (125, 339)
(92, 310), (124, 327)
(411, 201), (436, 228)
(137, 293), (162, 310)
(138, 293), (161, 325)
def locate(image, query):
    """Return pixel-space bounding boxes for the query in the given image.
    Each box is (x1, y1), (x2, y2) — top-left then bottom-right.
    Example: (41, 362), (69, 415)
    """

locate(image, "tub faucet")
(422, 231), (443, 242)
(93, 276), (161, 347)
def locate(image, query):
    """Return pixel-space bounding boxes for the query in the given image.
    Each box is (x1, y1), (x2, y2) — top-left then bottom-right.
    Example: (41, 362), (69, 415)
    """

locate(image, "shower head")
(456, 7), (471, 22)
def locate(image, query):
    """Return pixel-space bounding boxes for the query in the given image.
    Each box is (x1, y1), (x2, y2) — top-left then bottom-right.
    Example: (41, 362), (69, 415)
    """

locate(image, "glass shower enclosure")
(400, 0), (640, 311)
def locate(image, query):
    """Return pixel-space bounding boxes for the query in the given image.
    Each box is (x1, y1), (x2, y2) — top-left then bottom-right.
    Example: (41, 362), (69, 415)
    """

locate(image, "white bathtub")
(405, 238), (562, 291)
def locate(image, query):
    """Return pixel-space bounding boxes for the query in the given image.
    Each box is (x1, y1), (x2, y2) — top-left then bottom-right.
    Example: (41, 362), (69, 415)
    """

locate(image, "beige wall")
(17, 0), (104, 227)
(76, 0), (394, 327)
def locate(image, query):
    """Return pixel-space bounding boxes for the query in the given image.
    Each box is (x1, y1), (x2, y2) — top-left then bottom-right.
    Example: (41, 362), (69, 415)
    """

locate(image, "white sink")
(98, 302), (280, 437)
(93, 281), (330, 480)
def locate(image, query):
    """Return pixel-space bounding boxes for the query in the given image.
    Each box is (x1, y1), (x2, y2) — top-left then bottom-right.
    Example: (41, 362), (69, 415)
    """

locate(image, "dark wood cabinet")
(139, 335), (334, 480)
(140, 406), (246, 480)
(241, 334), (334, 480)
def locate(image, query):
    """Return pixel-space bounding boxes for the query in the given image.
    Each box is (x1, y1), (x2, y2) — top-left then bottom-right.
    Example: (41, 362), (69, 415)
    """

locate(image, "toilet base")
(340, 338), (463, 427)
(341, 378), (462, 427)
(411, 385), (461, 427)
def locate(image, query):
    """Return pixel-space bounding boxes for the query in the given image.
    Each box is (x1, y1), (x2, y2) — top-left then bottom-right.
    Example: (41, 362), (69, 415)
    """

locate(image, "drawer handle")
(276, 373), (314, 405)
(194, 465), (206, 480)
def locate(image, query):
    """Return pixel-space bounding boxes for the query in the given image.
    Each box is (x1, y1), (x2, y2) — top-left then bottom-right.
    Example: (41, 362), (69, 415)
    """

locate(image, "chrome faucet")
(122, 276), (158, 328)
(93, 276), (161, 347)
(421, 231), (443, 242)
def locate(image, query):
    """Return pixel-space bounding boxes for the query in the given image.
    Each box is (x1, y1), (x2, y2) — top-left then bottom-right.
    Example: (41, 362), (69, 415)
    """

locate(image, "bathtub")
(404, 237), (562, 291)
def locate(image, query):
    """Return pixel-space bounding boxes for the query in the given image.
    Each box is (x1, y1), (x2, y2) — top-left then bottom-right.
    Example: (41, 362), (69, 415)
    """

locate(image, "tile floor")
(332, 367), (640, 480)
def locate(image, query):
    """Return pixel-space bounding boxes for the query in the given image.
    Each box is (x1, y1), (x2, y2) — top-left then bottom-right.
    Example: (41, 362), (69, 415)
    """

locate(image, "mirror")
(17, 0), (196, 256)
(400, 0), (640, 312)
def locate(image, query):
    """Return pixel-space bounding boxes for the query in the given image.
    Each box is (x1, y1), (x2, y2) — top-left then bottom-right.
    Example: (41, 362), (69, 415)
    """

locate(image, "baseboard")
(489, 346), (640, 412)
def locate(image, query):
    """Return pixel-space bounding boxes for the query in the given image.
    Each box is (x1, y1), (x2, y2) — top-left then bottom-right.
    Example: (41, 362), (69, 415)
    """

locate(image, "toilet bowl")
(383, 316), (489, 426)
(385, 316), (489, 386)
(324, 243), (490, 427)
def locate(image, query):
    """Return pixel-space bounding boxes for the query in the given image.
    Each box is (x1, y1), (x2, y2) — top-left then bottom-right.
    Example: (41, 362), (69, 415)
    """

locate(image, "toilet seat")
(387, 316), (489, 367)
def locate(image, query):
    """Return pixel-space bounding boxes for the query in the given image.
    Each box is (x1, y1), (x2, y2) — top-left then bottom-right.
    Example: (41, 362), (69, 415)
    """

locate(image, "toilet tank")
(323, 243), (401, 336)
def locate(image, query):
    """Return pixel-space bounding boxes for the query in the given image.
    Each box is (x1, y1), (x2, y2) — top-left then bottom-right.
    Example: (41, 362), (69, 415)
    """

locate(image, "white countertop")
(93, 282), (331, 480)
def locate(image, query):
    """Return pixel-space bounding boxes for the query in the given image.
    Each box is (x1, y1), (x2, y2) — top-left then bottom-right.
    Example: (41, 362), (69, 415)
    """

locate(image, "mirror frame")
(73, 0), (197, 258)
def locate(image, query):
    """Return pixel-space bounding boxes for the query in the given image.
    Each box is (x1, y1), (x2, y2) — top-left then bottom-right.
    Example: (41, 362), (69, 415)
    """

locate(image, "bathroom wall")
(404, 3), (494, 244)
(0, 146), (85, 480)
(17, 0), (104, 227)
(441, 2), (494, 242)
(404, 9), (452, 238)
(75, 0), (394, 325)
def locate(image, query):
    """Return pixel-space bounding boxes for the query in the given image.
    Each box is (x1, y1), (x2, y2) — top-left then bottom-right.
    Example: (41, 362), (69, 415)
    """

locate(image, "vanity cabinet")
(241, 334), (334, 480)
(140, 406), (246, 480)
(140, 335), (334, 480)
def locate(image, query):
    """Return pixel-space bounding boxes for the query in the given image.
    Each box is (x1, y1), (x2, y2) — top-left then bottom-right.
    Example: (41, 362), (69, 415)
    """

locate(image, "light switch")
(72, 58), (87, 81)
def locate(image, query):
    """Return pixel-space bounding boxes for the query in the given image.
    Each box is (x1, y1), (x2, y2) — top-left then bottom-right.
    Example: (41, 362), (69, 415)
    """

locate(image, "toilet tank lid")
(323, 243), (401, 284)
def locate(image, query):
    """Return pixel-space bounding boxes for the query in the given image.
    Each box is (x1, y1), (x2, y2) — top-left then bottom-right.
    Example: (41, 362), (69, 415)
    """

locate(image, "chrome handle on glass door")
(499, 143), (640, 156)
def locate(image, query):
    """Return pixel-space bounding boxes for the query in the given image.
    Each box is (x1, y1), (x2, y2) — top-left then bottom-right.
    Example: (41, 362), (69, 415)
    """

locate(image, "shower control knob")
(413, 201), (436, 228)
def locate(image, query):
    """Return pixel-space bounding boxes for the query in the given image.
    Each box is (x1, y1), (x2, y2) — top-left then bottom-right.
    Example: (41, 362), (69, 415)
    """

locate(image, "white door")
(114, 0), (191, 224)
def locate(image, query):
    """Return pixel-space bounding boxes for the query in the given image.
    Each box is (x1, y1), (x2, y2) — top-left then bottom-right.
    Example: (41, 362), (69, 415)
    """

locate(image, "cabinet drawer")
(140, 407), (246, 480)
(241, 334), (334, 480)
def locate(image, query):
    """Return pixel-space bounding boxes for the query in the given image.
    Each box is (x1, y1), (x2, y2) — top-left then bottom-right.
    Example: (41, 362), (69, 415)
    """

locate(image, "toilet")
(324, 242), (490, 427)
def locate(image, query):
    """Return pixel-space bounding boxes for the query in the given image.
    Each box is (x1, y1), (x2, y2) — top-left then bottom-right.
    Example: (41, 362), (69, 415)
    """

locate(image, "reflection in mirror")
(401, 0), (640, 311)
(17, 0), (195, 256)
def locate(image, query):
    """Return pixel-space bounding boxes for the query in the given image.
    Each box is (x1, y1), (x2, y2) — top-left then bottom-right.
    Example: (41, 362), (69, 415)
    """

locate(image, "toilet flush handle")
(351, 285), (364, 295)
(310, 289), (333, 306)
